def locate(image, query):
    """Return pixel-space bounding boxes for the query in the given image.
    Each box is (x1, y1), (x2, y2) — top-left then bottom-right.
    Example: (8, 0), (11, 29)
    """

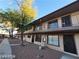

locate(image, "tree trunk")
(21, 31), (24, 46)
(9, 29), (13, 39)
(11, 28), (13, 39)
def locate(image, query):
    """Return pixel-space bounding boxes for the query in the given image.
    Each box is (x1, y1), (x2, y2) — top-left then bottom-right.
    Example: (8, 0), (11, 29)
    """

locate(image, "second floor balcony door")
(48, 20), (58, 29)
(62, 15), (72, 27)
(35, 25), (42, 31)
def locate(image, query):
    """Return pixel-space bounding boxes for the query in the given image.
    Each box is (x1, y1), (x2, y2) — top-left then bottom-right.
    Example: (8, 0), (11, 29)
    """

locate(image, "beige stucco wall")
(41, 22), (48, 46)
(34, 22), (48, 45)
(71, 11), (79, 26)
(58, 17), (62, 28)
(41, 35), (48, 46)
(24, 27), (33, 42)
(24, 35), (32, 42)
(74, 33), (79, 56)
(42, 22), (48, 30)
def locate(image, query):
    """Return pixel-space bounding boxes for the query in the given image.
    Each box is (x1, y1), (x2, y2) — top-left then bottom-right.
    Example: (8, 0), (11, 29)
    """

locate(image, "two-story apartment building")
(24, 1), (79, 57)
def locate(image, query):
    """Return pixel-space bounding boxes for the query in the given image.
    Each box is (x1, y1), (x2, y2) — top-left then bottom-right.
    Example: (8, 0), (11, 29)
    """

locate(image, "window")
(48, 20), (58, 29)
(35, 34), (41, 42)
(48, 35), (59, 46)
(27, 35), (31, 38)
(35, 25), (42, 31)
(62, 15), (72, 27)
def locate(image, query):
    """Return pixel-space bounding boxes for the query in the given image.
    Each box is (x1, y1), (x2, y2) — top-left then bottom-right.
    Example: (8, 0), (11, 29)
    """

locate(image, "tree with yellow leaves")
(16, 0), (36, 23)
(15, 0), (36, 45)
(22, 0), (36, 18)
(0, 0), (36, 45)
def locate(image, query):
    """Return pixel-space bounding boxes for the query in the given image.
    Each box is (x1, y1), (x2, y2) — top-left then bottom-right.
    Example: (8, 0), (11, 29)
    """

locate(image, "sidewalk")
(0, 38), (3, 43)
(0, 39), (13, 59)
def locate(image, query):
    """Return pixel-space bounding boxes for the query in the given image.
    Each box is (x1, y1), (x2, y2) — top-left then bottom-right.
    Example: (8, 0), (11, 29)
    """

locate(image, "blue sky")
(0, 0), (76, 19)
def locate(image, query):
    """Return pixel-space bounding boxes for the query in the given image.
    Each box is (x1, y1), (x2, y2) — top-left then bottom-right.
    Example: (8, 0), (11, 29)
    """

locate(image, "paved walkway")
(11, 43), (63, 59)
(10, 39), (79, 59)
(0, 39), (13, 59)
(0, 38), (79, 59)
(0, 38), (3, 43)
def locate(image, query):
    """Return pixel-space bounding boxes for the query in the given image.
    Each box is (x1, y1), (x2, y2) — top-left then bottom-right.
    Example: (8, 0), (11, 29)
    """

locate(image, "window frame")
(61, 15), (72, 27)
(35, 25), (42, 31)
(47, 35), (60, 47)
(48, 19), (58, 29)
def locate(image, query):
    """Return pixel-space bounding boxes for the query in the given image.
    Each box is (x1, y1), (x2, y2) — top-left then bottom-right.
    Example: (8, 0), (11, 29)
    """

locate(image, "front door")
(63, 34), (77, 54)
(32, 35), (34, 43)
(34, 34), (41, 45)
(35, 34), (41, 42)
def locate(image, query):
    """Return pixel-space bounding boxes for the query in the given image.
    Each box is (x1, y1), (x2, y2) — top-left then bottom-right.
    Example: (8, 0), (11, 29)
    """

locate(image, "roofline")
(28, 1), (79, 26)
